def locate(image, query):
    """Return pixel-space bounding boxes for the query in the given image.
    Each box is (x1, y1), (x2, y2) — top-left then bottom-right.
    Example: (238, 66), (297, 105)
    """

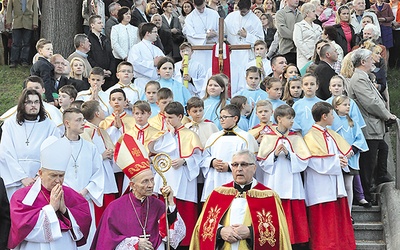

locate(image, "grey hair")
(352, 0), (365, 5)
(351, 48), (372, 68)
(151, 13), (162, 21)
(363, 23), (379, 39)
(232, 149), (256, 164)
(73, 34), (88, 49)
(300, 3), (315, 19)
(109, 2), (121, 13)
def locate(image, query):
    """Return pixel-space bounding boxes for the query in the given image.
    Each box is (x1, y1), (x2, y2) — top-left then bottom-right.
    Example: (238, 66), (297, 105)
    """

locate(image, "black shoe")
(377, 175), (394, 185)
(363, 202), (372, 208)
(9, 63), (17, 68)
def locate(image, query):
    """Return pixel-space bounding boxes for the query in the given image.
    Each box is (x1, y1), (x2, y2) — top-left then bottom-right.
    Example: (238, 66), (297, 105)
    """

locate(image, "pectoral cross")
(140, 229), (150, 239)
(74, 164), (79, 177)
(25, 139), (29, 146)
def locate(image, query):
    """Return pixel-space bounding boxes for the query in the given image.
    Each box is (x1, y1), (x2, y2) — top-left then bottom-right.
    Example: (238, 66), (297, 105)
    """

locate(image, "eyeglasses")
(231, 162), (255, 168)
(24, 100), (40, 105)
(219, 115), (235, 121)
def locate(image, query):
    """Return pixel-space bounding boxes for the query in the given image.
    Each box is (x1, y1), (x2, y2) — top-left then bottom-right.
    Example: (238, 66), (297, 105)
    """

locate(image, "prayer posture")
(303, 102), (356, 249)
(91, 133), (185, 250)
(8, 136), (91, 250)
(257, 105), (310, 246)
(149, 102), (203, 247)
(0, 88), (58, 199)
(190, 149), (291, 250)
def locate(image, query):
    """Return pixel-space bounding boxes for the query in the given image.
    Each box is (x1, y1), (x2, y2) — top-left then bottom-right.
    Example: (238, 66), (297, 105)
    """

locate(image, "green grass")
(0, 65), (30, 115)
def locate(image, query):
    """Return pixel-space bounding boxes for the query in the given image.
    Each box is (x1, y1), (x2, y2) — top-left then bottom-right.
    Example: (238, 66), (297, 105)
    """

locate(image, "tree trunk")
(41, 0), (84, 58)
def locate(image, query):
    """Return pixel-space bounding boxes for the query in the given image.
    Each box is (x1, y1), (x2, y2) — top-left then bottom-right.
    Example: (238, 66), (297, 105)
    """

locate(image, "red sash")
(198, 182), (280, 249)
(212, 43), (231, 97)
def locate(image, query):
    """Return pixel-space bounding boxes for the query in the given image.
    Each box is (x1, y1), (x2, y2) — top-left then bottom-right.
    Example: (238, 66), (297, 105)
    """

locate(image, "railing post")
(396, 119), (400, 189)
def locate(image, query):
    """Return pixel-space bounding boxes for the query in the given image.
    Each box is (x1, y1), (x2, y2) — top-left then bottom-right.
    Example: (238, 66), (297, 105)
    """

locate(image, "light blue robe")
(331, 115), (369, 170)
(267, 97), (286, 124)
(159, 78), (191, 106)
(237, 115), (249, 131)
(326, 96), (366, 129)
(203, 96), (230, 130)
(149, 102), (160, 118)
(292, 96), (323, 136)
(234, 88), (268, 128)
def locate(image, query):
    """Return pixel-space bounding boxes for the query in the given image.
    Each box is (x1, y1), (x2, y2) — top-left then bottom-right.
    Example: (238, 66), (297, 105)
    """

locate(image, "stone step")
(356, 240), (386, 250)
(351, 205), (381, 223)
(353, 222), (384, 241)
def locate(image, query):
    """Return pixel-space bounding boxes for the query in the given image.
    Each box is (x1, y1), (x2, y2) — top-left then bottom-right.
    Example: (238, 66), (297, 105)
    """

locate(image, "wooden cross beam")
(191, 17), (251, 73)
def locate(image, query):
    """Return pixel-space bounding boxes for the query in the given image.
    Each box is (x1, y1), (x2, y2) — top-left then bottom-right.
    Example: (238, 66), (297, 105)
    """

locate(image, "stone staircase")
(352, 201), (386, 250)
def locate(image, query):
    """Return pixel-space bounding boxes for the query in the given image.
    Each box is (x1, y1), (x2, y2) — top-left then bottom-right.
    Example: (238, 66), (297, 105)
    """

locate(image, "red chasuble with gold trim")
(190, 182), (291, 250)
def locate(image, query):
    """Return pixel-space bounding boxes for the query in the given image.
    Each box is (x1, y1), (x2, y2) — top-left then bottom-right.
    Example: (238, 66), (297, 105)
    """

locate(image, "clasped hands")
(221, 224), (250, 243)
(50, 184), (67, 214)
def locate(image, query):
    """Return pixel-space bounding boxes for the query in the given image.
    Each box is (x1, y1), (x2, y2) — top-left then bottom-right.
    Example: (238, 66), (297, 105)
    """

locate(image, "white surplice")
(128, 40), (165, 90)
(174, 59), (206, 97)
(150, 132), (202, 203)
(0, 117), (58, 199)
(61, 136), (105, 250)
(183, 8), (220, 72)
(200, 127), (258, 201)
(104, 83), (142, 115)
(76, 89), (112, 117)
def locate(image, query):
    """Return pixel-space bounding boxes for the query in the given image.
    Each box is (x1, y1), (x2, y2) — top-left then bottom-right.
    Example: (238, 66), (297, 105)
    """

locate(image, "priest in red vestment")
(90, 134), (186, 250)
(8, 136), (92, 250)
(190, 149), (292, 250)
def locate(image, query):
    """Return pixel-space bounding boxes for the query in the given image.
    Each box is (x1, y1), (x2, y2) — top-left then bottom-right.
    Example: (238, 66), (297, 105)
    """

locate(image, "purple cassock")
(90, 193), (168, 250)
(8, 184), (91, 249)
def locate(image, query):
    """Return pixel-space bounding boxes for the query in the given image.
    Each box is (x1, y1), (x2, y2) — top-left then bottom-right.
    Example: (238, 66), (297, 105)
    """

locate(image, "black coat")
(314, 60), (337, 100)
(130, 8), (148, 27)
(30, 57), (56, 102)
(87, 31), (116, 73)
(117, 0), (134, 8)
(161, 15), (184, 60)
(0, 177), (10, 250)
(333, 23), (355, 55)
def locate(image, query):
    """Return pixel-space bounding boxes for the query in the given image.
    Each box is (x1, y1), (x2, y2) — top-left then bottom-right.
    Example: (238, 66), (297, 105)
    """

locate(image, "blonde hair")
(340, 51), (354, 78)
(69, 57), (88, 78)
(332, 95), (354, 127)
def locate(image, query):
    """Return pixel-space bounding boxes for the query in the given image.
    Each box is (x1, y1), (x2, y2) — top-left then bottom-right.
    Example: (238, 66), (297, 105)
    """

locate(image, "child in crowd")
(128, 100), (163, 151)
(144, 81), (161, 118)
(76, 67), (112, 116)
(105, 61), (141, 115)
(70, 100), (84, 110)
(332, 95), (369, 211)
(185, 97), (219, 147)
(326, 75), (366, 128)
(30, 38), (56, 104)
(148, 101), (203, 248)
(99, 88), (135, 143)
(69, 57), (90, 92)
(234, 66), (268, 128)
(174, 42), (206, 97)
(282, 76), (303, 107)
(81, 100), (118, 224)
(303, 101), (355, 249)
(58, 85), (78, 112)
(157, 56), (191, 106)
(203, 75), (229, 130)
(265, 77), (286, 122)
(230, 95), (251, 131)
(249, 100), (274, 144)
(148, 87), (174, 131)
(292, 73), (323, 136)
(257, 104), (310, 246)
(201, 104), (258, 202)
(246, 40), (272, 79)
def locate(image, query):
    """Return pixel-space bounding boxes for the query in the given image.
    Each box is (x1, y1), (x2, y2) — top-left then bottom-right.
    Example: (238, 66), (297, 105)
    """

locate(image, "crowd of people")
(0, 0), (398, 249)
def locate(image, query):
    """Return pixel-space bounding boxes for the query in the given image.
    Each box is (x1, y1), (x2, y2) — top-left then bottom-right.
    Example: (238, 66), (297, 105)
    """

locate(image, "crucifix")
(139, 229), (151, 240)
(191, 17), (251, 97)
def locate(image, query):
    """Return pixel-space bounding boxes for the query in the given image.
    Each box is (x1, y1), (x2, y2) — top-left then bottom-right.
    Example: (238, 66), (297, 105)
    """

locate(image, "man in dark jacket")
(314, 44), (338, 100)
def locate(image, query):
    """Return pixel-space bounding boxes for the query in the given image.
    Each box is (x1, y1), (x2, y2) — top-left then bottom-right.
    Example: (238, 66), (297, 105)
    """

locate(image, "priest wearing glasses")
(91, 133), (185, 250)
(190, 149), (291, 250)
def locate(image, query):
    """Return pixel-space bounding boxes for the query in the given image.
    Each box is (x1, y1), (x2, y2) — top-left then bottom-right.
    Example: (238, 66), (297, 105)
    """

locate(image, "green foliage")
(388, 68), (400, 117)
(0, 65), (29, 115)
